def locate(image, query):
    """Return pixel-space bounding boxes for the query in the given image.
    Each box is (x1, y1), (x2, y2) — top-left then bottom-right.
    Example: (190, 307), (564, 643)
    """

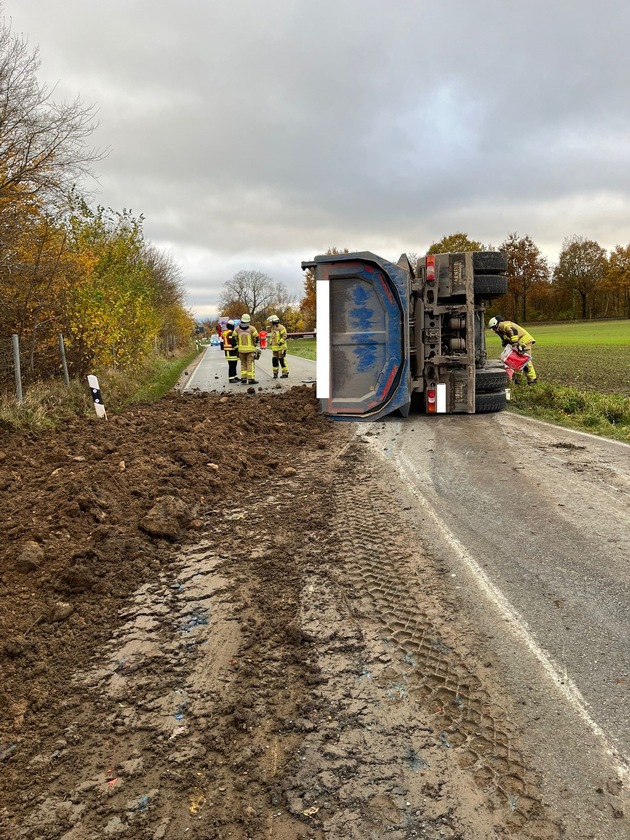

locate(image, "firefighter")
(267, 315), (289, 378)
(234, 313), (259, 384)
(223, 319), (239, 383)
(488, 316), (537, 384)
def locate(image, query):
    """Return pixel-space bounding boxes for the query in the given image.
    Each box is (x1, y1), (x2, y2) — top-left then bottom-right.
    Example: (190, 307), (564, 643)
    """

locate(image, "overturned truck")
(302, 250), (508, 421)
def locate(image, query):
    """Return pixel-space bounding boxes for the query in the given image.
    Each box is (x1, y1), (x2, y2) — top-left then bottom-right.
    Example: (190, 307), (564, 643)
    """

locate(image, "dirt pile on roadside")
(0, 386), (603, 839)
(0, 386), (331, 764)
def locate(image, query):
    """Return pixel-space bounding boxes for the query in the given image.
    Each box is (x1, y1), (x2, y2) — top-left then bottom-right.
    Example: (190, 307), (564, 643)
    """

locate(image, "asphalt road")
(181, 344), (316, 393)
(185, 352), (630, 828)
(359, 411), (630, 831)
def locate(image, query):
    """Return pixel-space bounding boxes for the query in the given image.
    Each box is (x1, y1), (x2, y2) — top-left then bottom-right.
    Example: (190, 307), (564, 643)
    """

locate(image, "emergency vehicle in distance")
(302, 250), (509, 421)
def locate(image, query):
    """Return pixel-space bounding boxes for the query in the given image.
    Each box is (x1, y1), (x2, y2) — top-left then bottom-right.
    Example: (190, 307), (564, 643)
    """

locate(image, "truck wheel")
(475, 390), (507, 413)
(473, 274), (508, 298)
(473, 252), (507, 272)
(476, 368), (508, 393)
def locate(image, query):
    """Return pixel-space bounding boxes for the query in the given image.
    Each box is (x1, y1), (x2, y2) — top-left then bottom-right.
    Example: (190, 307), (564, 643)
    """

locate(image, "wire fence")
(0, 333), (71, 401)
(1, 333), (184, 401)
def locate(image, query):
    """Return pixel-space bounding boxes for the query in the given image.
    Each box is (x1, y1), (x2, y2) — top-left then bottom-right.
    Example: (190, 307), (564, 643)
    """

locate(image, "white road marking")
(182, 347), (210, 391)
(358, 422), (630, 786)
(395, 447), (630, 785)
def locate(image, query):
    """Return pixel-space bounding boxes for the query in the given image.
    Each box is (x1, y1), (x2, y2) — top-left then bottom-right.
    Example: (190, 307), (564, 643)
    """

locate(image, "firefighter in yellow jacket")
(488, 316), (537, 384)
(235, 314), (260, 384)
(267, 314), (289, 379)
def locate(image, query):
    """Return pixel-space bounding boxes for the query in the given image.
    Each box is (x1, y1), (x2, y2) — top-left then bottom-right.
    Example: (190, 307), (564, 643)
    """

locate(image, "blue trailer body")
(302, 249), (509, 420)
(303, 252), (412, 421)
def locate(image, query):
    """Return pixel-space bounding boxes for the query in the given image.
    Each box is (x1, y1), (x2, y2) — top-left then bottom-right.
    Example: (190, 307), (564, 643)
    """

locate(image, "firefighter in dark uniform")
(223, 320), (239, 383)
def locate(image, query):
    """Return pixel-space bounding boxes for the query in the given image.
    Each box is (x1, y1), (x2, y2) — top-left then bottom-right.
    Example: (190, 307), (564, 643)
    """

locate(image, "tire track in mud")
(328, 439), (562, 839)
(0, 418), (564, 840)
(4, 540), (241, 840)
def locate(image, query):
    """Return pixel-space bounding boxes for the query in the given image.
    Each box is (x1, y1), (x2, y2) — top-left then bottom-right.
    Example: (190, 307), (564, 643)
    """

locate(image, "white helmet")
(241, 313), (251, 324)
(488, 316), (499, 329)
(267, 314), (280, 323)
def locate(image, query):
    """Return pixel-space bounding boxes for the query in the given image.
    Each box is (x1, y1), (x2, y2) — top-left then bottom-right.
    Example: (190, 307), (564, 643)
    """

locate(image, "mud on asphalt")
(0, 385), (585, 838)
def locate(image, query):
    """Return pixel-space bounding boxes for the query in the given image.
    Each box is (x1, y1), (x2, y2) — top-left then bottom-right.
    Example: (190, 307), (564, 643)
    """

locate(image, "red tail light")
(427, 388), (437, 413)
(426, 255), (436, 283)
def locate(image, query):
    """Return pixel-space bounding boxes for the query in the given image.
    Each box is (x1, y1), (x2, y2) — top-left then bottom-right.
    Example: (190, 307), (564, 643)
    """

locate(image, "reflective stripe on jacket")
(235, 325), (259, 352)
(269, 323), (287, 351)
(498, 321), (535, 347)
(223, 328), (238, 360)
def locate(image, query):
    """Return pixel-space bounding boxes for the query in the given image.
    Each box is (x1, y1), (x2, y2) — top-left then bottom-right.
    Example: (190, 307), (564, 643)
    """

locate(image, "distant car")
(210, 335), (221, 346)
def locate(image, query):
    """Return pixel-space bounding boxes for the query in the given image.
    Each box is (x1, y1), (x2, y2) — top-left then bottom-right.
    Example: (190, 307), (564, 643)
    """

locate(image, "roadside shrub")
(557, 391), (589, 413)
(598, 397), (630, 425)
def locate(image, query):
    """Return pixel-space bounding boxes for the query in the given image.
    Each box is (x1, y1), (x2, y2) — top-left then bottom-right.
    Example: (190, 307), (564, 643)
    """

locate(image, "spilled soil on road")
(0, 386), (594, 838)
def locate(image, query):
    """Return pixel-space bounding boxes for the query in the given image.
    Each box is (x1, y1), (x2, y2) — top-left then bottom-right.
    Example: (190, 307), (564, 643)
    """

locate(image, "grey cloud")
(4, 0), (630, 315)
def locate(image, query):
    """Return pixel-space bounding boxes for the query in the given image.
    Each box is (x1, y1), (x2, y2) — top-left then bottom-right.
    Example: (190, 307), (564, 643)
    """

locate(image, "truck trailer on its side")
(301, 250), (509, 421)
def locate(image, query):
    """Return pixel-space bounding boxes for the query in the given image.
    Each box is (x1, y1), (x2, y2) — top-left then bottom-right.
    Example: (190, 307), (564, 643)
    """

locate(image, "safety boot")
(281, 372), (289, 378)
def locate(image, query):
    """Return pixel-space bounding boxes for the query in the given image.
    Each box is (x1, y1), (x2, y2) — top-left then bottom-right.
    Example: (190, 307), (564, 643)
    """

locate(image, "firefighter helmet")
(267, 314), (280, 323)
(241, 313), (251, 324)
(488, 316), (501, 329)
(227, 320), (234, 328)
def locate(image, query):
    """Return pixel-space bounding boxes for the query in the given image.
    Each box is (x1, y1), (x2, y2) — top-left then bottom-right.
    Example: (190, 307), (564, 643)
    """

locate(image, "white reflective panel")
(316, 279), (330, 399)
(436, 382), (447, 413)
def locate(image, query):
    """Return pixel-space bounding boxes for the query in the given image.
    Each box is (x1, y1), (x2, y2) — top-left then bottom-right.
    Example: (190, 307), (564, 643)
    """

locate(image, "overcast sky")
(3, 0), (630, 318)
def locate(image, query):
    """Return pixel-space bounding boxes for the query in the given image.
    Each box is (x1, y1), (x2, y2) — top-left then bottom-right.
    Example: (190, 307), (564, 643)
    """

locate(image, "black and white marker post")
(87, 374), (108, 419)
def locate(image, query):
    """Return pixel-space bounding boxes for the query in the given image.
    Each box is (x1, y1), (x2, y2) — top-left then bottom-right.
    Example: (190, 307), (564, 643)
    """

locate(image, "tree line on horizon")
(0, 13), (194, 386)
(423, 231), (630, 324)
(215, 231), (630, 334)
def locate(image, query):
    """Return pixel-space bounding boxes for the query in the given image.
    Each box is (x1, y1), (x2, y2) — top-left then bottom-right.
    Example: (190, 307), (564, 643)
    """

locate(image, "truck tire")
(473, 252), (507, 272)
(474, 274), (508, 298)
(476, 367), (508, 393)
(475, 390), (507, 413)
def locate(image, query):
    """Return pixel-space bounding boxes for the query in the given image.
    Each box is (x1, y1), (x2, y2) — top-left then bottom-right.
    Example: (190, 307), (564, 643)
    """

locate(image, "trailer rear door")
(302, 252), (411, 420)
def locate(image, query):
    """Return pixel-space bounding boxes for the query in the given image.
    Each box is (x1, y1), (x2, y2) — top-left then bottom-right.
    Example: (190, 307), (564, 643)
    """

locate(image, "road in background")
(181, 345), (316, 393)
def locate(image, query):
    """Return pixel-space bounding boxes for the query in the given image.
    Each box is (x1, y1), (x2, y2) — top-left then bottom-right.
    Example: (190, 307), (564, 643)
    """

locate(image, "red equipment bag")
(500, 344), (531, 371)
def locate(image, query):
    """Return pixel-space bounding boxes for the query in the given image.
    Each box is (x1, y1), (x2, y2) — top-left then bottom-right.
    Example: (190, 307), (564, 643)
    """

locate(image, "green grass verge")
(507, 382), (630, 443)
(286, 337), (316, 360)
(117, 347), (201, 405)
(0, 345), (201, 431)
(488, 320), (630, 442)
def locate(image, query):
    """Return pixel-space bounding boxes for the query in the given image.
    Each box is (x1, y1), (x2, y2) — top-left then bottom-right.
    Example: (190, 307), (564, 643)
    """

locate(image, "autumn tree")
(300, 267), (316, 330)
(64, 202), (169, 372)
(299, 247), (350, 331)
(500, 233), (550, 322)
(427, 233), (487, 254)
(141, 244), (194, 346)
(553, 236), (607, 319)
(604, 244), (630, 318)
(0, 16), (103, 204)
(219, 270), (284, 321)
(0, 199), (74, 376)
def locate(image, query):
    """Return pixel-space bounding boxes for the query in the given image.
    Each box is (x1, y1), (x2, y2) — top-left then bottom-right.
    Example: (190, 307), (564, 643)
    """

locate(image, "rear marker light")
(427, 388), (437, 413)
(426, 255), (436, 283)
